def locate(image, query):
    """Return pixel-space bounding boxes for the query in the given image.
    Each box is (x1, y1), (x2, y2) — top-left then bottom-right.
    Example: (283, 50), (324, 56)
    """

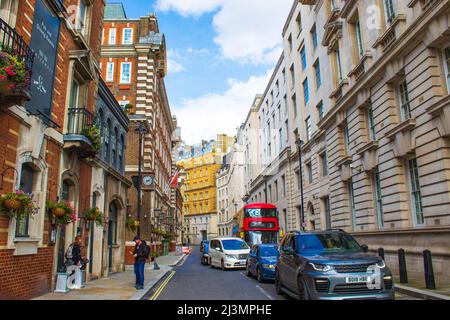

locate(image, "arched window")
(16, 163), (35, 237)
(97, 109), (104, 155)
(111, 127), (118, 167)
(118, 134), (124, 172)
(104, 119), (111, 161)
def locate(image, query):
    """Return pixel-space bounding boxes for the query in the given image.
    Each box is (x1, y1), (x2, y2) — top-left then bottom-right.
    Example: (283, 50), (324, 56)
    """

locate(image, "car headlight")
(308, 262), (333, 272)
(262, 264), (275, 269)
(225, 254), (237, 260)
(376, 260), (386, 269)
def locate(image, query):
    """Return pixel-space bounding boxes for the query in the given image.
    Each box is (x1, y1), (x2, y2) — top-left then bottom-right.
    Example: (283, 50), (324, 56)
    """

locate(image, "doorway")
(108, 201), (118, 272)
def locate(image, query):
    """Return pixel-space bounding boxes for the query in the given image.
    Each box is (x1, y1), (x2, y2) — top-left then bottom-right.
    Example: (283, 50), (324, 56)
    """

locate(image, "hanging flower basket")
(126, 216), (139, 232)
(46, 200), (76, 225)
(0, 50), (31, 98)
(83, 207), (104, 227)
(81, 124), (101, 153)
(0, 191), (37, 219)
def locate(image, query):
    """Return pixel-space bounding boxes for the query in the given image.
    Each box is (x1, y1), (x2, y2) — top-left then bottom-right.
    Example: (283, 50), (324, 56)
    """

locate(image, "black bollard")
(398, 249), (408, 284)
(423, 250), (436, 290)
(378, 248), (385, 260)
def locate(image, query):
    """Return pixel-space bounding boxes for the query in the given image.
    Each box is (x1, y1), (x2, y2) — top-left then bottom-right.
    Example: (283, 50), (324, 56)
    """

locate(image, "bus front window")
(246, 231), (278, 245)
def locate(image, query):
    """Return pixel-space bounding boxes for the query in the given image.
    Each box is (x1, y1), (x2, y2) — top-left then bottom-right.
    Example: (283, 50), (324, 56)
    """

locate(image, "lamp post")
(135, 122), (148, 237)
(295, 137), (305, 231)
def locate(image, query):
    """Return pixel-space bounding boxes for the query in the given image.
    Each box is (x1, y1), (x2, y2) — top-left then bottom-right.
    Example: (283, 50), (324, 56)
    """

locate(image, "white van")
(209, 237), (251, 270)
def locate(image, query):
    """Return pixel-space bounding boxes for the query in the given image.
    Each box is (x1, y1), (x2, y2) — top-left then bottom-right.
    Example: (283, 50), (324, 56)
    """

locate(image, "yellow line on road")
(150, 271), (176, 300)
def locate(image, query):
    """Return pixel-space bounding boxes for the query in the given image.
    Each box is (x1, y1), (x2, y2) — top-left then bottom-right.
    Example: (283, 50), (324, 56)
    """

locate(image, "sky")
(106, 0), (294, 144)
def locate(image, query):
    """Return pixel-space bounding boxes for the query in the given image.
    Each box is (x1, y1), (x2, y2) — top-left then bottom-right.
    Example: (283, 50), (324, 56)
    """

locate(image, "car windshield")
(222, 239), (249, 250)
(297, 233), (362, 254)
(259, 246), (278, 257)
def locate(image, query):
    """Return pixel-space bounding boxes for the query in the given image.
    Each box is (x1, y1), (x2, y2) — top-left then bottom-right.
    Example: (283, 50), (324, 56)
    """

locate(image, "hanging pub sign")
(25, 0), (61, 121)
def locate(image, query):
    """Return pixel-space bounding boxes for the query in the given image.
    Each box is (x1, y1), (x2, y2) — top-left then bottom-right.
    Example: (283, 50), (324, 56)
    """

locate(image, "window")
(119, 100), (130, 111)
(290, 65), (295, 88)
(292, 94), (298, 118)
(343, 120), (350, 155)
(306, 162), (313, 184)
(285, 120), (289, 142)
(106, 62), (114, 82)
(122, 28), (133, 45)
(306, 116), (312, 141)
(104, 119), (111, 161)
(355, 18), (364, 58)
(281, 175), (286, 198)
(274, 180), (279, 202)
(367, 105), (376, 141)
(398, 78), (411, 121)
(335, 44), (343, 82)
(16, 163), (34, 237)
(77, 0), (88, 36)
(303, 78), (309, 104)
(311, 24), (318, 50)
(0, 0), (18, 27)
(120, 62), (131, 83)
(295, 170), (301, 190)
(324, 196), (331, 229)
(320, 152), (328, 177)
(408, 158), (424, 226)
(330, 0), (336, 11)
(384, 0), (396, 25)
(373, 166), (384, 229)
(301, 46), (307, 70)
(288, 34), (293, 52)
(109, 28), (117, 45)
(444, 47), (450, 92)
(314, 60), (321, 89)
(348, 179), (356, 230)
(317, 101), (324, 120)
(296, 12), (302, 35)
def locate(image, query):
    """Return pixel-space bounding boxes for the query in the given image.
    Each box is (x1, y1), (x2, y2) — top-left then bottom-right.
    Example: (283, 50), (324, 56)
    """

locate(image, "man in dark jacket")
(132, 236), (149, 289)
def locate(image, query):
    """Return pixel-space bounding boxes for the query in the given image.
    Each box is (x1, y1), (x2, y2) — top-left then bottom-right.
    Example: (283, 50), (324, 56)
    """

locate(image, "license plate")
(346, 276), (369, 283)
(237, 261), (246, 265)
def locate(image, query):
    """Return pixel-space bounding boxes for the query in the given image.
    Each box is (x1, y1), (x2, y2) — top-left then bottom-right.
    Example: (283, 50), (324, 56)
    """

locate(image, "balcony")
(0, 18), (34, 109)
(63, 108), (100, 157)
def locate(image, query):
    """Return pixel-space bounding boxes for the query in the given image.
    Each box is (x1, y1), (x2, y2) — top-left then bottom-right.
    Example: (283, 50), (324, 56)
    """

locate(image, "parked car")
(245, 244), (279, 282)
(275, 230), (394, 300)
(209, 237), (250, 270)
(200, 240), (210, 265)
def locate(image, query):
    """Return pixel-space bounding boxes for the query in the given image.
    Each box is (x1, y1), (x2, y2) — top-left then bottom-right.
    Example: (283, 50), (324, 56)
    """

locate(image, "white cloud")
(154, 0), (222, 17)
(156, 0), (293, 65)
(173, 70), (272, 144)
(167, 49), (186, 74)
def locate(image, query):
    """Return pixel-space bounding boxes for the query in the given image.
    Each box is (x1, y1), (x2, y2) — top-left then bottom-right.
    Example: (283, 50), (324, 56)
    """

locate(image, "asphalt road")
(154, 248), (288, 300)
(149, 248), (421, 300)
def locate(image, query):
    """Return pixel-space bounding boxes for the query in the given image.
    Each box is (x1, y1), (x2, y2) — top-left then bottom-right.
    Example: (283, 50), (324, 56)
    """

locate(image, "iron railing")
(0, 18), (34, 72)
(66, 107), (96, 136)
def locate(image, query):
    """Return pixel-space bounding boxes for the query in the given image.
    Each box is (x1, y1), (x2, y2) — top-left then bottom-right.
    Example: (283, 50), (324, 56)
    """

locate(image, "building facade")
(100, 4), (176, 256)
(234, 0), (450, 285)
(0, 0), (107, 299)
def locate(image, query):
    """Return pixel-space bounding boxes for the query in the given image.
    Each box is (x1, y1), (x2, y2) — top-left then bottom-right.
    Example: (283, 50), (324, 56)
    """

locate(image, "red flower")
(5, 66), (16, 76)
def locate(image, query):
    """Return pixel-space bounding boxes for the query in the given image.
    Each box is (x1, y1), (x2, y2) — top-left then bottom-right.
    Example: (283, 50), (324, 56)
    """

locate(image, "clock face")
(143, 176), (153, 186)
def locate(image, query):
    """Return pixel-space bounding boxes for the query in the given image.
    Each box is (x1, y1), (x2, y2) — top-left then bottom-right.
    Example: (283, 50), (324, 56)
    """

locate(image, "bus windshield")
(245, 231), (278, 245)
(244, 208), (277, 218)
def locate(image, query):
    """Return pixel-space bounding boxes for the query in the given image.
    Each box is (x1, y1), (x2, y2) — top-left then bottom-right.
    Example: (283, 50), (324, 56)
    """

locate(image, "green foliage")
(82, 124), (101, 152)
(46, 200), (76, 225)
(126, 216), (140, 232)
(83, 207), (104, 227)
(0, 48), (31, 92)
(0, 191), (37, 219)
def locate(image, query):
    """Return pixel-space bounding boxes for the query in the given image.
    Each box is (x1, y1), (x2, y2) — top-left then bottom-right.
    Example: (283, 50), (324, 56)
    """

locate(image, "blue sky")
(107, 0), (293, 144)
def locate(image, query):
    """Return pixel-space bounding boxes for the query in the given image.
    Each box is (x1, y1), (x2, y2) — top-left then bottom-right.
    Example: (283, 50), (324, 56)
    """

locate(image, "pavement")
(33, 252), (186, 300)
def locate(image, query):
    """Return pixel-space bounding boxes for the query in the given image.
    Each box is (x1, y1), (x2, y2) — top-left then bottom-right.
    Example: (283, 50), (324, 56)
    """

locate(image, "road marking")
(178, 254), (189, 267)
(150, 270), (176, 300)
(256, 285), (275, 300)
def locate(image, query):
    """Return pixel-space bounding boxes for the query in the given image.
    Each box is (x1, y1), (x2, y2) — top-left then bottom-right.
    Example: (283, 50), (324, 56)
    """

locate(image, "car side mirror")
(361, 244), (369, 253)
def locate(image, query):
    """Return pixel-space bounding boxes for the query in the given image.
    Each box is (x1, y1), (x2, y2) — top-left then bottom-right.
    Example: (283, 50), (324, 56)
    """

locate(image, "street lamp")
(135, 121), (149, 237)
(295, 137), (305, 231)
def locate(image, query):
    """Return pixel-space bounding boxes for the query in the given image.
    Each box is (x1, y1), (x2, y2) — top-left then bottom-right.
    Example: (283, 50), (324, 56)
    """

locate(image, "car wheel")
(245, 263), (252, 277)
(257, 267), (264, 283)
(297, 277), (310, 301)
(275, 270), (283, 295)
(221, 259), (226, 271)
(210, 259), (215, 268)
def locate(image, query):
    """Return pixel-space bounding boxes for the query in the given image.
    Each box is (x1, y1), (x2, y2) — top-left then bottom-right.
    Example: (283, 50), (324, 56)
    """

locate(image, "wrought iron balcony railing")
(66, 107), (96, 135)
(0, 18), (34, 72)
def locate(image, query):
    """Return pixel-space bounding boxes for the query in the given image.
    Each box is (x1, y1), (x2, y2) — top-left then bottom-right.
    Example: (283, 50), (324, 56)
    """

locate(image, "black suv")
(275, 230), (394, 300)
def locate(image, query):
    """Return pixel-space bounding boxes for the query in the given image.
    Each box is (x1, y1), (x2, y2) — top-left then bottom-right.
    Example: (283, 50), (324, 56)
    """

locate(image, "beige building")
(275, 0), (450, 285)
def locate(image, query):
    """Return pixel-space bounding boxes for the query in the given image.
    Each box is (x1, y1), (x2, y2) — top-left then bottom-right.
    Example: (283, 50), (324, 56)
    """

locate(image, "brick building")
(100, 4), (177, 257)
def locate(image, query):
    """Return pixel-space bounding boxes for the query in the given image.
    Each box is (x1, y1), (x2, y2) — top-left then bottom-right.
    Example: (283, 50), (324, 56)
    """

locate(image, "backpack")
(65, 244), (74, 260)
(143, 243), (150, 260)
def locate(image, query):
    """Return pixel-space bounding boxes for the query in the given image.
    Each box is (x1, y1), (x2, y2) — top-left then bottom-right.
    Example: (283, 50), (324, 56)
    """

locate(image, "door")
(284, 236), (298, 291)
(56, 180), (70, 272)
(108, 202), (117, 272)
(209, 240), (217, 266)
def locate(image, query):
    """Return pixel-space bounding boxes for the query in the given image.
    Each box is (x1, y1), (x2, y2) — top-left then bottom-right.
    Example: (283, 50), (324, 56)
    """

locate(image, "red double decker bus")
(238, 203), (279, 246)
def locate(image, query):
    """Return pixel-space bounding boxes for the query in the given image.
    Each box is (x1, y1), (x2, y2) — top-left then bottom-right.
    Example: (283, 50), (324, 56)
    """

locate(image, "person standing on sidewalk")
(131, 236), (149, 290)
(66, 236), (84, 289)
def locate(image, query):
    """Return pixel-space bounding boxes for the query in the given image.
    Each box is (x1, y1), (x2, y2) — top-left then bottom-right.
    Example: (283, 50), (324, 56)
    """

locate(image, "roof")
(104, 3), (127, 20)
(244, 203), (277, 209)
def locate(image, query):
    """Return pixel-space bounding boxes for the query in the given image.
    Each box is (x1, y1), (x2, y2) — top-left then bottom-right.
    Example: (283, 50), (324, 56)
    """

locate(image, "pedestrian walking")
(65, 236), (84, 289)
(131, 236), (150, 290)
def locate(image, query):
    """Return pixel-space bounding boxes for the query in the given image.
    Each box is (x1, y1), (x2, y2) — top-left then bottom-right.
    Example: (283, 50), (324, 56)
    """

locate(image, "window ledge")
(373, 14), (407, 51)
(385, 118), (416, 139)
(329, 78), (349, 100)
(340, 0), (358, 18)
(426, 95), (450, 138)
(335, 155), (353, 167)
(13, 238), (40, 256)
(356, 140), (379, 155)
(348, 53), (373, 81)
